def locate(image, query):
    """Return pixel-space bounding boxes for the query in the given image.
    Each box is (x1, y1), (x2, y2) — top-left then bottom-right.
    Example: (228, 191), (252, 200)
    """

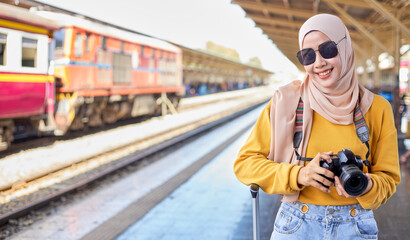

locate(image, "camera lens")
(339, 165), (368, 196)
(349, 176), (361, 188)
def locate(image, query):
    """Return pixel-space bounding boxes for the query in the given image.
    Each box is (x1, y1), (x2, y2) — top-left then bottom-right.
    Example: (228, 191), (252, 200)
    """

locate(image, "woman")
(233, 14), (400, 239)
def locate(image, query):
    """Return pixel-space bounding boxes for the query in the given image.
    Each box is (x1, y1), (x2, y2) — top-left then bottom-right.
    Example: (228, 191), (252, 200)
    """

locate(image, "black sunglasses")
(297, 37), (346, 66)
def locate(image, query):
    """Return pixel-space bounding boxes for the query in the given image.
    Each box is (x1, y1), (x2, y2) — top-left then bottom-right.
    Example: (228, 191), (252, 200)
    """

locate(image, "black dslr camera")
(320, 148), (368, 196)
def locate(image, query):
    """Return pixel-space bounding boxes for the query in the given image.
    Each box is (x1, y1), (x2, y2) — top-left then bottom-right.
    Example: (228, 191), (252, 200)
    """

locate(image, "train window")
(85, 33), (91, 52)
(75, 33), (83, 57)
(22, 37), (37, 68)
(54, 28), (65, 49)
(152, 49), (156, 59)
(144, 47), (152, 58)
(121, 41), (124, 53)
(0, 33), (6, 66)
(132, 50), (139, 68)
(102, 36), (107, 50)
(140, 45), (144, 56)
(54, 28), (65, 59)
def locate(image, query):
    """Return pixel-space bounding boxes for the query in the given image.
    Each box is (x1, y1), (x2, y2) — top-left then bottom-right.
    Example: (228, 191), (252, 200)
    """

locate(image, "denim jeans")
(270, 201), (378, 240)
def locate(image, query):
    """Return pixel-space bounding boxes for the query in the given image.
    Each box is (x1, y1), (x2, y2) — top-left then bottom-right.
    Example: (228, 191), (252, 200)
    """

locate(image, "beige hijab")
(267, 14), (374, 202)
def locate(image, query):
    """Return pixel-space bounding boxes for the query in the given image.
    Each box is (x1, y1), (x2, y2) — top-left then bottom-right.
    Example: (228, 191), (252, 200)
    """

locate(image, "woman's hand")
(297, 151), (335, 193)
(334, 173), (373, 198)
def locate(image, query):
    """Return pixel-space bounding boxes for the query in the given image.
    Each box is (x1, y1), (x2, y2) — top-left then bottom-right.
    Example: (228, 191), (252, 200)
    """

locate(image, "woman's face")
(302, 31), (342, 89)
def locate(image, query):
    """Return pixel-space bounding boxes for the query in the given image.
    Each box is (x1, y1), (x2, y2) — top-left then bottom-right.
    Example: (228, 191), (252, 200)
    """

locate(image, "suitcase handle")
(250, 183), (260, 240)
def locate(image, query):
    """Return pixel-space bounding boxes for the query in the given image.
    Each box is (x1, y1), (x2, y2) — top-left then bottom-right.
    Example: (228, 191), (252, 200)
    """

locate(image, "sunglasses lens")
(319, 41), (338, 59)
(297, 41), (339, 66)
(297, 49), (316, 65)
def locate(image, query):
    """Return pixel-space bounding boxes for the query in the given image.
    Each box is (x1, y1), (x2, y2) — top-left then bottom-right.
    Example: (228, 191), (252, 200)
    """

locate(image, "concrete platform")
(9, 103), (269, 240)
(8, 99), (409, 240)
(115, 123), (280, 240)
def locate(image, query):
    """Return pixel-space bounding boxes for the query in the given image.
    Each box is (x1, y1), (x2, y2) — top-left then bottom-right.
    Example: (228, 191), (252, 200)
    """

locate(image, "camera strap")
(293, 98), (371, 166)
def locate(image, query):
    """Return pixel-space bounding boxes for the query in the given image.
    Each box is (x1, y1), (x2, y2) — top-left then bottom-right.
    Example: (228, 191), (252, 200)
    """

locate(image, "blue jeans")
(270, 201), (378, 240)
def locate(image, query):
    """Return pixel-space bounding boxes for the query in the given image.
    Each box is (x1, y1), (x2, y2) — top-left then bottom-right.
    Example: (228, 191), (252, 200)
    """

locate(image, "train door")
(113, 51), (132, 84)
(97, 36), (111, 85)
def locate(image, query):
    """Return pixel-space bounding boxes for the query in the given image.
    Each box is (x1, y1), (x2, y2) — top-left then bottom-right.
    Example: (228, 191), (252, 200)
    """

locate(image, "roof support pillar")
(393, 25), (401, 132)
(372, 44), (381, 92)
(360, 59), (369, 87)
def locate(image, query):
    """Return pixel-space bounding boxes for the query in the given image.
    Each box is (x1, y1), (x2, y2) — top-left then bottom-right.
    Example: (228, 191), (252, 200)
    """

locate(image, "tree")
(203, 41), (240, 62)
(247, 57), (262, 68)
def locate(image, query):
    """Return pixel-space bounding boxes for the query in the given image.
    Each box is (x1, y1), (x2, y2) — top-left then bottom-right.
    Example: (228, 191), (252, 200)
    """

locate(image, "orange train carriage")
(0, 5), (184, 151)
(38, 11), (185, 135)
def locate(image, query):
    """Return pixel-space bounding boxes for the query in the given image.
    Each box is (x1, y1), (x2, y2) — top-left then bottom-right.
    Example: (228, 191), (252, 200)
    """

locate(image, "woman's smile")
(317, 68), (333, 79)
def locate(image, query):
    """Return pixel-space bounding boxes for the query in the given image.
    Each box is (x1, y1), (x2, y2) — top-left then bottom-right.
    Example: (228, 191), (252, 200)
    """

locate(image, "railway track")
(0, 115), (150, 159)
(0, 100), (266, 231)
(0, 87), (265, 158)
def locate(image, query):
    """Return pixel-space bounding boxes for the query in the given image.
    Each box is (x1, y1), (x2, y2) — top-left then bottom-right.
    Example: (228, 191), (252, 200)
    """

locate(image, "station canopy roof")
(231, 0), (410, 72)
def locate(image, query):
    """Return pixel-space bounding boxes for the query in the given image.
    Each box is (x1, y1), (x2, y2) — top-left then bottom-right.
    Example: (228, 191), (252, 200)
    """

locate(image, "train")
(0, 3), (184, 151)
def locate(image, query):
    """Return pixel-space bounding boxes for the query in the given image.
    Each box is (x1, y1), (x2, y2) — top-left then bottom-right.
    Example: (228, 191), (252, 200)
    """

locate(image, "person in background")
(400, 150), (410, 164)
(234, 14), (400, 239)
(399, 93), (407, 127)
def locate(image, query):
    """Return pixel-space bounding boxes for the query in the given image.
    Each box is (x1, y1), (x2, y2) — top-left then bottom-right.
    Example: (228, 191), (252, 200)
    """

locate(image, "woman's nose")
(314, 51), (326, 67)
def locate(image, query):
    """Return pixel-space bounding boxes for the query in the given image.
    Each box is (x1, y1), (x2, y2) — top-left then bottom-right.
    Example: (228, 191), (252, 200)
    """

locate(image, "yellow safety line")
(0, 19), (49, 35)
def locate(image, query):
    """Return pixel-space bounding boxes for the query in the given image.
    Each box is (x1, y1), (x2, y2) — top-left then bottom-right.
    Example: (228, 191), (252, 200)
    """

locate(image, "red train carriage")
(37, 11), (185, 134)
(0, 3), (59, 150)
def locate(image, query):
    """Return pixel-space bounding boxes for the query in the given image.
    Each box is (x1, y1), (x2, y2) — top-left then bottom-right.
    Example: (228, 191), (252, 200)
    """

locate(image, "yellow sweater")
(234, 94), (401, 209)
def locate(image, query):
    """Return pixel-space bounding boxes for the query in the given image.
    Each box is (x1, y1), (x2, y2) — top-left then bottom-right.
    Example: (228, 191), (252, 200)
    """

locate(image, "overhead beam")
(274, 43), (299, 53)
(274, 40), (299, 49)
(232, 0), (315, 18)
(267, 34), (299, 42)
(313, 0), (321, 13)
(283, 0), (294, 21)
(247, 13), (402, 33)
(380, 18), (410, 30)
(235, 0), (381, 34)
(268, 35), (299, 46)
(260, 22), (363, 42)
(363, 0), (410, 38)
(234, 0), (381, 29)
(250, 15), (302, 28)
(255, 0), (270, 17)
(259, 25), (299, 36)
(247, 14), (303, 28)
(278, 48), (299, 56)
(251, 13), (379, 30)
(324, 0), (391, 54)
(268, 38), (298, 47)
(329, 0), (397, 12)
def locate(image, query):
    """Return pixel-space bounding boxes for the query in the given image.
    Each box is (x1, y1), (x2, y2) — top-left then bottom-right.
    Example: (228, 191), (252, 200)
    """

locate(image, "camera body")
(320, 148), (368, 196)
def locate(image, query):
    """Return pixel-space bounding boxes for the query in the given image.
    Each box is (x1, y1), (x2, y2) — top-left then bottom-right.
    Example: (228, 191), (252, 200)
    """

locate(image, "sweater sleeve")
(233, 99), (304, 194)
(357, 97), (401, 209)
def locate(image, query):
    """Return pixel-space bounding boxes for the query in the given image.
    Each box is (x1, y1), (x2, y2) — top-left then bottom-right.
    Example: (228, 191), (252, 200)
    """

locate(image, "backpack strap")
(293, 98), (371, 166)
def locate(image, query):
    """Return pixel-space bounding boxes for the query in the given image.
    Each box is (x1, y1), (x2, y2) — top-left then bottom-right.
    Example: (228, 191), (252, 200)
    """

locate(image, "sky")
(37, 0), (302, 81)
